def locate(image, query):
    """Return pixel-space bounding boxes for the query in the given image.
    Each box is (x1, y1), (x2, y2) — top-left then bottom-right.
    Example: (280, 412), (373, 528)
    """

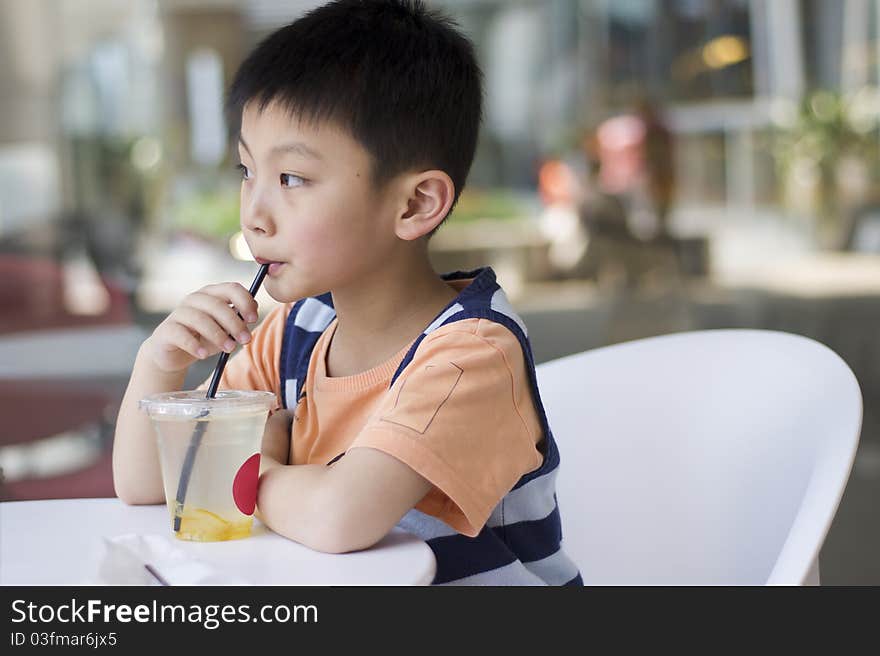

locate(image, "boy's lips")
(267, 262), (285, 276)
(253, 257), (286, 276)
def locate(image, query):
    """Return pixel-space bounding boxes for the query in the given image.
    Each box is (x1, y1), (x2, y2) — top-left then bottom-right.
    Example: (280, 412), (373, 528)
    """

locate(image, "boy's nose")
(241, 196), (275, 236)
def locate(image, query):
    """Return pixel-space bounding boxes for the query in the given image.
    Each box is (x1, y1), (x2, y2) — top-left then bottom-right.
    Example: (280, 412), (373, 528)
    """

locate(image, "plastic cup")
(139, 390), (275, 542)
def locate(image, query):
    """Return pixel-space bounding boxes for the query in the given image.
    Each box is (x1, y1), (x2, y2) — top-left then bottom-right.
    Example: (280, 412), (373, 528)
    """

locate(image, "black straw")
(204, 263), (269, 398)
(172, 263), (270, 532)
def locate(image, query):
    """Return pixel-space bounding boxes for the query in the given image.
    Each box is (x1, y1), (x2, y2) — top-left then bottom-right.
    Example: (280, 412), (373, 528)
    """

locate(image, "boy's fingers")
(204, 282), (259, 322)
(165, 322), (207, 359)
(175, 307), (236, 353)
(186, 293), (251, 344)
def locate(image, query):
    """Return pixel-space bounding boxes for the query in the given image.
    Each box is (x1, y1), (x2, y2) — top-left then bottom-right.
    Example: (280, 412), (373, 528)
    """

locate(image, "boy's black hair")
(226, 0), (483, 223)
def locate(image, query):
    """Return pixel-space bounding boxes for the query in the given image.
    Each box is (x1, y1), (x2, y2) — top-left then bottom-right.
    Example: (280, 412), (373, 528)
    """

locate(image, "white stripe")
(490, 289), (528, 336)
(293, 297), (336, 333)
(423, 303), (464, 335)
(523, 547), (582, 586)
(397, 509), (457, 541)
(284, 378), (298, 408)
(437, 560), (548, 586)
(487, 468), (558, 528)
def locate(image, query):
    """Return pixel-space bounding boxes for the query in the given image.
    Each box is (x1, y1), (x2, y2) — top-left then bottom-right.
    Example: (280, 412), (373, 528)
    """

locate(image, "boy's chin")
(263, 276), (323, 304)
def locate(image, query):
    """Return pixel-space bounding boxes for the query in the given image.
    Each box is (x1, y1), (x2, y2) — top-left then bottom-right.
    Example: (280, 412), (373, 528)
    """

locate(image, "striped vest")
(279, 267), (583, 585)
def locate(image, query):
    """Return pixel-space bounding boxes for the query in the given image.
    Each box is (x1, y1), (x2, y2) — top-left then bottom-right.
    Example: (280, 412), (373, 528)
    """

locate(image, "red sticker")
(232, 453), (261, 515)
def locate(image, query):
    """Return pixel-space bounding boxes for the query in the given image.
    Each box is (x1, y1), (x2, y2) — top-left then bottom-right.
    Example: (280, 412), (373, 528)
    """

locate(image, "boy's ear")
(394, 170), (455, 241)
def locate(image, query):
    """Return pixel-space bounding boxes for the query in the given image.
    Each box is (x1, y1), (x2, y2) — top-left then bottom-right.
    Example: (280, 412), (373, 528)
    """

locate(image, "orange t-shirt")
(206, 295), (544, 537)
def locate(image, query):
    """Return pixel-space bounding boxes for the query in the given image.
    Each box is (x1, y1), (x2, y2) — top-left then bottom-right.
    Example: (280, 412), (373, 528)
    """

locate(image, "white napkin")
(96, 534), (248, 585)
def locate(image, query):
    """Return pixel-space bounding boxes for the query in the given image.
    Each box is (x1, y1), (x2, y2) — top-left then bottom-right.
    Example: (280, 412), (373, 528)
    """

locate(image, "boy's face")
(238, 101), (401, 302)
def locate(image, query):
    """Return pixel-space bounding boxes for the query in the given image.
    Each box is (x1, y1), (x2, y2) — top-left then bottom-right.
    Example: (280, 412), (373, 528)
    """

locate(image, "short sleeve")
(197, 302), (292, 412)
(349, 319), (544, 537)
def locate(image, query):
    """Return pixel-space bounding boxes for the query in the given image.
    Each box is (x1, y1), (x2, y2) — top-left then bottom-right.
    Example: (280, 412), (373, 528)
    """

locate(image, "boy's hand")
(143, 282), (259, 374)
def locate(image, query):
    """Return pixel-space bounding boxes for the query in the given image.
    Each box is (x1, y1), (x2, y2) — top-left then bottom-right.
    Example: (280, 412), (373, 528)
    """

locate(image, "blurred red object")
(0, 378), (121, 501)
(1, 449), (115, 501)
(0, 379), (120, 448)
(0, 254), (131, 335)
(0, 254), (130, 500)
(595, 114), (646, 195)
(538, 159), (579, 206)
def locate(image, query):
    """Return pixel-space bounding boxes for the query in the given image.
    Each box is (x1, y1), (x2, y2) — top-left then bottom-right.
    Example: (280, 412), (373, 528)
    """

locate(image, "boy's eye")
(236, 163), (252, 181)
(235, 164), (305, 188)
(280, 173), (306, 188)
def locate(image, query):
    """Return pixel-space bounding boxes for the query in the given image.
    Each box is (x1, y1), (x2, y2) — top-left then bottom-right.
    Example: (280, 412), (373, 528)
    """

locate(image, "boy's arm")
(112, 282), (260, 505)
(256, 412), (432, 553)
(111, 340), (186, 505)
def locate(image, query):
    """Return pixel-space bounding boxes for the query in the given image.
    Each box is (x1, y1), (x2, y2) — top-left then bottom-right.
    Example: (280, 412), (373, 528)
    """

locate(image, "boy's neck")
(325, 249), (460, 378)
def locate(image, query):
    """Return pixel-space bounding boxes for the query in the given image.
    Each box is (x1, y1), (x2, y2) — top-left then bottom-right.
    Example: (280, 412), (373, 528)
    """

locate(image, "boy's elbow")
(113, 477), (164, 506)
(115, 488), (162, 506)
(303, 514), (382, 554)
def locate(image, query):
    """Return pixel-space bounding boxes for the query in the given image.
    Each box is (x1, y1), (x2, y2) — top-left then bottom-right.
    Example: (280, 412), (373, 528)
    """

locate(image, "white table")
(0, 499), (436, 586)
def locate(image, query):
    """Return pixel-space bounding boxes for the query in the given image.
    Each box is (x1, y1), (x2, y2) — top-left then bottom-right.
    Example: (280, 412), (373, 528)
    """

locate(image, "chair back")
(535, 329), (862, 584)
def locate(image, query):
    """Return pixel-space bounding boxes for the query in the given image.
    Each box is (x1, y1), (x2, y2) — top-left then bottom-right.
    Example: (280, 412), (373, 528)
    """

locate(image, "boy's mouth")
(254, 257), (286, 276)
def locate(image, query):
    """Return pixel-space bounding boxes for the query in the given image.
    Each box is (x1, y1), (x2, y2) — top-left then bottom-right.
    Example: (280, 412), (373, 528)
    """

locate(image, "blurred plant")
(774, 88), (880, 245)
(448, 188), (534, 224)
(171, 186), (241, 242)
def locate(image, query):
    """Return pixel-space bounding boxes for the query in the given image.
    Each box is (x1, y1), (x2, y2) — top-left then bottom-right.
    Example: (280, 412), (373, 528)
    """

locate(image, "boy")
(113, 0), (582, 586)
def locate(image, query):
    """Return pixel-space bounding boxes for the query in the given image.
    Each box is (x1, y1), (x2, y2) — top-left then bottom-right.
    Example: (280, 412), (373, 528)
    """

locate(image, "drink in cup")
(139, 390), (275, 541)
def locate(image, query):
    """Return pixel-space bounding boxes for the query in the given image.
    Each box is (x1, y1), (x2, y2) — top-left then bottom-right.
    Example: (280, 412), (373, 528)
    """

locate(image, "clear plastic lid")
(139, 390), (276, 419)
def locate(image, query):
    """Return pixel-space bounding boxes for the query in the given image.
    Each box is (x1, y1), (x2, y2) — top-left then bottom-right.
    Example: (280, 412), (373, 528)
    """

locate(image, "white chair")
(535, 329), (862, 585)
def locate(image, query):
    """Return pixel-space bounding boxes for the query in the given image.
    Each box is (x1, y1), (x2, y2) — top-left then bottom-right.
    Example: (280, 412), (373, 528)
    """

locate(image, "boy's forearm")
(112, 341), (186, 505)
(257, 447), (433, 554)
(257, 464), (368, 554)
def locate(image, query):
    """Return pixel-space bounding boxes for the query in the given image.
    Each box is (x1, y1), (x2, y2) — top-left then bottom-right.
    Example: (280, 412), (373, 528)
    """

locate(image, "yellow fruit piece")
(192, 508), (230, 525)
(174, 507), (252, 542)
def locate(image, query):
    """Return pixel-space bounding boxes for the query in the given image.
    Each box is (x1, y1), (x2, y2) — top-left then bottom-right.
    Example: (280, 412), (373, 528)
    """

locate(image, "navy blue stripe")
(458, 280), (500, 312)
(514, 433), (559, 491)
(315, 291), (334, 309)
(281, 292), (336, 407)
(425, 506), (565, 583)
(439, 268), (485, 282)
(283, 320), (311, 405)
(478, 311), (561, 490)
(279, 298), (306, 409)
(427, 529), (518, 584)
(292, 327), (319, 403)
(564, 573), (584, 586)
(440, 268), (496, 299)
(502, 504), (564, 563)
(391, 332), (430, 387)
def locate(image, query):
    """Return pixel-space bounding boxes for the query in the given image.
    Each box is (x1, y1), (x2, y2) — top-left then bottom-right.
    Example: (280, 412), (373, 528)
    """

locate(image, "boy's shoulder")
(419, 317), (525, 360)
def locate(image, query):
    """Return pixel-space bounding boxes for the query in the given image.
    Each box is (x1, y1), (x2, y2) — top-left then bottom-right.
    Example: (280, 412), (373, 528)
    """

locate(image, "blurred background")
(1, 0), (878, 583)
